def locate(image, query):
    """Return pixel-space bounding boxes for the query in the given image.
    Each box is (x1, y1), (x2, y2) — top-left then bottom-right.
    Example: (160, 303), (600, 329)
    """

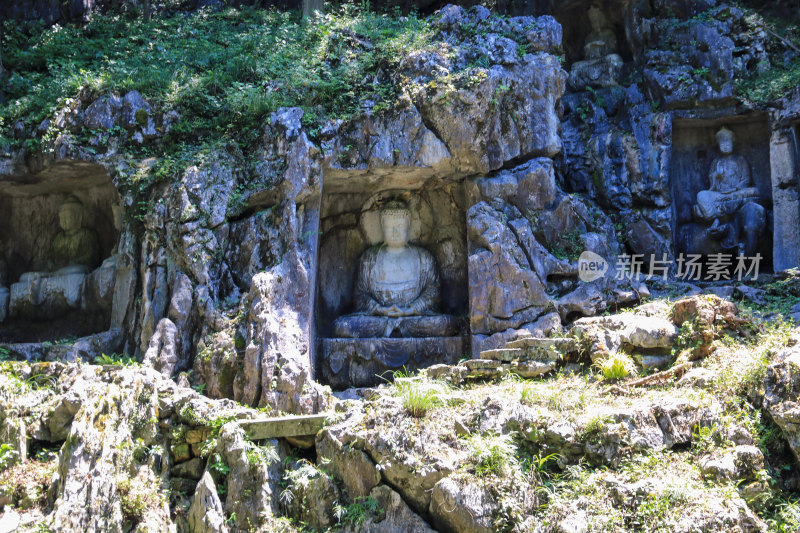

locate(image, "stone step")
(504, 337), (578, 361)
(479, 348), (525, 362)
(510, 360), (554, 379)
(464, 359), (507, 379)
(238, 414), (330, 440)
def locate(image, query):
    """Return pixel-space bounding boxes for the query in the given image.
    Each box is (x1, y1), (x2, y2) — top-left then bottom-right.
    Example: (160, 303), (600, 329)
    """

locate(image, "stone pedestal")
(568, 55), (622, 90)
(321, 337), (467, 389)
(9, 268), (88, 320)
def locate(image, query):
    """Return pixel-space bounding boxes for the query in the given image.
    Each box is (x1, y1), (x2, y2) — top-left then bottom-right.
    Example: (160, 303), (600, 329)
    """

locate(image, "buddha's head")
(58, 197), (85, 233)
(380, 201), (411, 248)
(588, 4), (608, 31)
(716, 127), (735, 155)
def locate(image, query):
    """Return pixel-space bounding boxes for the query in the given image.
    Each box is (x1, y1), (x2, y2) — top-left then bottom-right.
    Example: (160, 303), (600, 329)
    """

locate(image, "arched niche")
(0, 161), (124, 344)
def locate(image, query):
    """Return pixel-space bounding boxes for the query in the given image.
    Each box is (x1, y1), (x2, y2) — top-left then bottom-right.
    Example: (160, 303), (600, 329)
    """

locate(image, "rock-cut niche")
(672, 116), (774, 274)
(0, 161), (122, 343)
(316, 184), (469, 389)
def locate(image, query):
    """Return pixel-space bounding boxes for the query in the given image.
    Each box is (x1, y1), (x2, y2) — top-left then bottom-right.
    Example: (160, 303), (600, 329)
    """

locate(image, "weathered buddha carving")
(0, 240), (8, 323)
(332, 201), (459, 338)
(569, 4), (623, 89)
(687, 127), (766, 256)
(50, 196), (100, 273)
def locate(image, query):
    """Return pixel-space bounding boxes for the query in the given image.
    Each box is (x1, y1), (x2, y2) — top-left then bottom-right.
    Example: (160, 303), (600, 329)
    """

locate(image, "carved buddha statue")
(0, 240), (8, 323)
(50, 196), (100, 273)
(332, 201), (459, 338)
(569, 4), (623, 89)
(690, 127), (766, 256)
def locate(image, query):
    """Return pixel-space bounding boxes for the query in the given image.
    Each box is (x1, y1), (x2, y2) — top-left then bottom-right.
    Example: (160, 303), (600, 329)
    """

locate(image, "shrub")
(394, 379), (448, 418)
(0, 443), (19, 472)
(467, 433), (518, 477)
(596, 353), (637, 381)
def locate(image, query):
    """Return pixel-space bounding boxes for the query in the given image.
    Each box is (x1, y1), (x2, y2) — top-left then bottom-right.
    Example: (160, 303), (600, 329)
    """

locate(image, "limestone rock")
(342, 485), (436, 533)
(467, 202), (550, 335)
(324, 101), (453, 176)
(143, 318), (180, 377)
(569, 313), (677, 362)
(316, 426), (380, 499)
(282, 461), (340, 531)
(671, 295), (741, 359)
(415, 54), (565, 173)
(764, 346), (800, 467)
(83, 93), (122, 130)
(430, 477), (495, 533)
(187, 472), (229, 533)
(216, 423), (281, 529)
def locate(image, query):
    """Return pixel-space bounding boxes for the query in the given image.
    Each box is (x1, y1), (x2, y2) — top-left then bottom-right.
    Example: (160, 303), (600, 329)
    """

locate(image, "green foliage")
(96, 353), (139, 366)
(550, 228), (584, 262)
(1, 4), (435, 149)
(467, 432), (518, 477)
(0, 443), (18, 472)
(391, 371), (449, 418)
(691, 423), (725, 455)
(333, 496), (381, 526)
(596, 353), (637, 381)
(245, 442), (279, 466)
(117, 477), (166, 528)
(767, 499), (800, 532)
(209, 453), (230, 476)
(736, 57), (800, 104)
(519, 383), (538, 405)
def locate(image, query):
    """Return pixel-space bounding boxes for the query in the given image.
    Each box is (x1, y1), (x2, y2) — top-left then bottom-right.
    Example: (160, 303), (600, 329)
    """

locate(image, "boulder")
(430, 478), (495, 533)
(187, 472), (229, 533)
(764, 346), (800, 466)
(569, 313), (677, 362)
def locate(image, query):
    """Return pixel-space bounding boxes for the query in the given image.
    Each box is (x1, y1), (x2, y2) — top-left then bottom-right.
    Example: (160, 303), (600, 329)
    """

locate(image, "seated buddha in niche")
(332, 201), (459, 338)
(9, 196), (101, 321)
(691, 127), (766, 257)
(569, 4), (623, 89)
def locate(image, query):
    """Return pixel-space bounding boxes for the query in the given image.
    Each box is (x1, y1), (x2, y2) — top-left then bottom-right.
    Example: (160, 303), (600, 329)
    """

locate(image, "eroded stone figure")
(0, 240), (8, 323)
(569, 4), (623, 89)
(50, 196), (100, 272)
(332, 201), (458, 338)
(690, 127), (766, 256)
(9, 196), (101, 320)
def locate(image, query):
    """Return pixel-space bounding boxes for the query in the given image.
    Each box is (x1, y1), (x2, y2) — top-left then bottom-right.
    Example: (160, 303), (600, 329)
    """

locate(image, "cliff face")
(1, 1), (800, 532)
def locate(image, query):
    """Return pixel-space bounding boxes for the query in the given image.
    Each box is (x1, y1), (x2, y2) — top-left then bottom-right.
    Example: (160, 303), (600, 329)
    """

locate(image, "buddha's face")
(588, 6), (607, 30)
(59, 203), (83, 232)
(717, 135), (734, 155)
(381, 211), (410, 248)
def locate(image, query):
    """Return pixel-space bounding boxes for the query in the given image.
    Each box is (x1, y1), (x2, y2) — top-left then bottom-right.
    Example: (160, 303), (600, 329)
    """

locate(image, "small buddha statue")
(332, 201), (459, 338)
(0, 240), (8, 323)
(50, 196), (100, 273)
(690, 127), (766, 256)
(569, 4), (623, 89)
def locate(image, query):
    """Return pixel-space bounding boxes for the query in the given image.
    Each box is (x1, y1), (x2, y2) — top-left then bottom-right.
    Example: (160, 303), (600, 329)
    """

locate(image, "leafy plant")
(209, 453), (230, 476)
(596, 353), (637, 381)
(96, 353), (139, 366)
(0, 443), (19, 472)
(391, 371), (449, 418)
(467, 432), (519, 477)
(333, 496), (381, 526)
